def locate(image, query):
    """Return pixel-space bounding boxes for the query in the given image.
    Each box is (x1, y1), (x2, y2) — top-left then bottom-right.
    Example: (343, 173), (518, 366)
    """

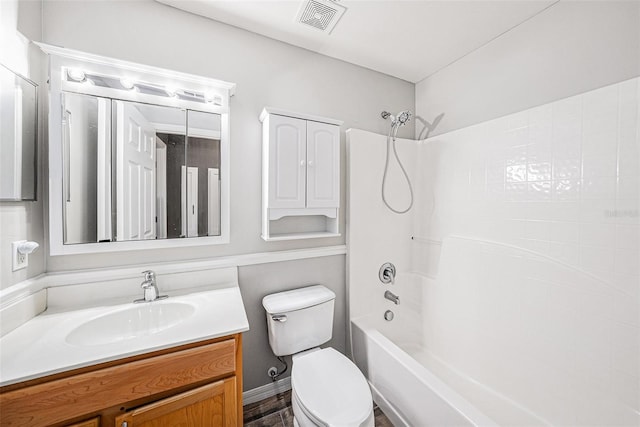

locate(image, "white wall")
(346, 129), (416, 321)
(413, 78), (639, 423)
(415, 1), (640, 137)
(0, 0), (46, 289)
(41, 0), (414, 272)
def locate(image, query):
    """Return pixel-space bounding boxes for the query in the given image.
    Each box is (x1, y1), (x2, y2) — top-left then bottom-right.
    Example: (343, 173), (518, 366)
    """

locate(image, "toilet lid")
(292, 348), (372, 427)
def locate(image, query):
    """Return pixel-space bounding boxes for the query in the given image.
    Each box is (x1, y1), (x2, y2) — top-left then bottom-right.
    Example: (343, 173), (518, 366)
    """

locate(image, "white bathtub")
(352, 313), (488, 427)
(351, 237), (640, 426)
(352, 308), (559, 427)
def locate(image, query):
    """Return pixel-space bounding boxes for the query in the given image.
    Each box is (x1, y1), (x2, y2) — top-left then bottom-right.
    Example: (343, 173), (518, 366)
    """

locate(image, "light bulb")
(165, 86), (177, 97)
(204, 90), (217, 103)
(67, 69), (86, 82)
(120, 78), (135, 90)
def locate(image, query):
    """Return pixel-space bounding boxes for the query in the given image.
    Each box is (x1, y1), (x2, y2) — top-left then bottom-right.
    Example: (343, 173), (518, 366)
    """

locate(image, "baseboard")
(243, 377), (292, 406)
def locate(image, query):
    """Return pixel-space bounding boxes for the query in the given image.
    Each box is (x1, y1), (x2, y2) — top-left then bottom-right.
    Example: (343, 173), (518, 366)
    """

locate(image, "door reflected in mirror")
(62, 93), (221, 245)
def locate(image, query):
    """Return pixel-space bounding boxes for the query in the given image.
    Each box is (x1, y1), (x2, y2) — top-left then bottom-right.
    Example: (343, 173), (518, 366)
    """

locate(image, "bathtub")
(352, 310), (553, 427)
(351, 237), (639, 427)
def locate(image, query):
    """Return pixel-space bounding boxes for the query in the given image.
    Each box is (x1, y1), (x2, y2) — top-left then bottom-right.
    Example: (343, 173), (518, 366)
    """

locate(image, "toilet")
(263, 285), (374, 427)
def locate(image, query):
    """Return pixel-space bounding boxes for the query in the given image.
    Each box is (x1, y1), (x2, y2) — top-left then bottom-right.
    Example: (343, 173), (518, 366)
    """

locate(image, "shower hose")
(381, 125), (414, 214)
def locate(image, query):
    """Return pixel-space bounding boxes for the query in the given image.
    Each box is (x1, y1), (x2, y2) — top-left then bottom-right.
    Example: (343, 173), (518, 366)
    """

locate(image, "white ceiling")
(157, 0), (556, 83)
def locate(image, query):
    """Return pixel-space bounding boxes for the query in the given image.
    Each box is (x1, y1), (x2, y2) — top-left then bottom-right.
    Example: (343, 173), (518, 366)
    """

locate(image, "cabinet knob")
(308, 160), (314, 167)
(300, 160), (305, 167)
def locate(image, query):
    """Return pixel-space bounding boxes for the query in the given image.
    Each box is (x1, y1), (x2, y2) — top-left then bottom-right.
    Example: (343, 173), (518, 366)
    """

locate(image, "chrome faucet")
(134, 270), (168, 303)
(384, 290), (400, 305)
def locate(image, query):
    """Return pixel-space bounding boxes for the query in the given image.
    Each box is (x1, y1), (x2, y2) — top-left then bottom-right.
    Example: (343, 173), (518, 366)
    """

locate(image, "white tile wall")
(415, 77), (639, 281)
(412, 77), (639, 422)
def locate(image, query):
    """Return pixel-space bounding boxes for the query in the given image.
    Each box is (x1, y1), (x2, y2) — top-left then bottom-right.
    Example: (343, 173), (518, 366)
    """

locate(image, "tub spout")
(384, 290), (400, 305)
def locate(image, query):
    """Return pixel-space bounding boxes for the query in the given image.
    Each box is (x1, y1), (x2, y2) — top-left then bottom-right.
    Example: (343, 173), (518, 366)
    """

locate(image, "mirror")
(0, 64), (37, 201)
(62, 93), (221, 245)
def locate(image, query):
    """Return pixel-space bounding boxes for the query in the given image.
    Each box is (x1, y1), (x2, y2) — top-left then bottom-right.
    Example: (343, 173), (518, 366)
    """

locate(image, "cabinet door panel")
(66, 418), (100, 427)
(0, 339), (235, 427)
(268, 115), (306, 209)
(306, 121), (339, 208)
(114, 378), (237, 427)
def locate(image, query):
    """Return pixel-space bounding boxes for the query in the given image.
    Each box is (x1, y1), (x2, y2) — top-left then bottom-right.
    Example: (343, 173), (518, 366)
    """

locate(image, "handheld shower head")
(396, 110), (412, 126)
(381, 110), (412, 128)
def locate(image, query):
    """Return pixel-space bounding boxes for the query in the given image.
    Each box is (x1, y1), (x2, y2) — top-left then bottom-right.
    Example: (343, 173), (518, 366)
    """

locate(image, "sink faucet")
(134, 270), (168, 303)
(384, 290), (400, 305)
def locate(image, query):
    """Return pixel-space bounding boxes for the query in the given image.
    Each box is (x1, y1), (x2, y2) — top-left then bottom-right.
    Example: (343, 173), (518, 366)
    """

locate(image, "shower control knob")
(384, 310), (394, 321)
(379, 262), (396, 284)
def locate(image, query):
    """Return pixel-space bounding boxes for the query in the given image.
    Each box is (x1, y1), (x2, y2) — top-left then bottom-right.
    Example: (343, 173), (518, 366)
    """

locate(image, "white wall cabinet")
(260, 108), (342, 241)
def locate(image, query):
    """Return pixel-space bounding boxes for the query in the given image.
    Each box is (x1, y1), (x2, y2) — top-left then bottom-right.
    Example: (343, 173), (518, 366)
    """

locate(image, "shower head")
(395, 110), (412, 126)
(381, 110), (412, 127)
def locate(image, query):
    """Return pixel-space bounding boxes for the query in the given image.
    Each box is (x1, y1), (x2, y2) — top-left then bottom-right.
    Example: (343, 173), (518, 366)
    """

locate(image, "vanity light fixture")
(65, 68), (222, 106)
(67, 68), (86, 82)
(120, 78), (135, 90)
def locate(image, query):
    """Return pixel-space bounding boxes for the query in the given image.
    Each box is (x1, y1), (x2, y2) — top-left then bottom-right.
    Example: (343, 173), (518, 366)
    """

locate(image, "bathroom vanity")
(0, 268), (249, 427)
(0, 334), (242, 427)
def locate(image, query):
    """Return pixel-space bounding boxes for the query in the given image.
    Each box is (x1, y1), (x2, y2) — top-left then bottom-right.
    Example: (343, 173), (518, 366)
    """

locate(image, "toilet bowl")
(291, 348), (374, 427)
(262, 285), (374, 427)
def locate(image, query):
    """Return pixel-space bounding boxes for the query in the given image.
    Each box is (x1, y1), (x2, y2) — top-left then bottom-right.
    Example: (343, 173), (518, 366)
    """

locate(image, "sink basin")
(66, 302), (196, 346)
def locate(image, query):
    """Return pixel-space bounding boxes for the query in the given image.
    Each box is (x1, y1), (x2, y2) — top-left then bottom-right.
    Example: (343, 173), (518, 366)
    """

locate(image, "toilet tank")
(262, 285), (336, 356)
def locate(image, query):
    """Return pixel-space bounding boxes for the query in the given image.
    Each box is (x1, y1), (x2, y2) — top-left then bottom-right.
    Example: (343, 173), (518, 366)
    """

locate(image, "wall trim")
(0, 245), (346, 309)
(243, 376), (291, 406)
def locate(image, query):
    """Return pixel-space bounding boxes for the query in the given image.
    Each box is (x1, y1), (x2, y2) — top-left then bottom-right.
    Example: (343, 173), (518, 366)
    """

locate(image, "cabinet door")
(268, 114), (307, 209)
(66, 418), (100, 427)
(114, 378), (237, 427)
(306, 121), (340, 208)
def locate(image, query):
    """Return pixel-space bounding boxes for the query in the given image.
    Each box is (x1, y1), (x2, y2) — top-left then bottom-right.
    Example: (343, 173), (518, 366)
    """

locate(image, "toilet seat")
(292, 348), (373, 427)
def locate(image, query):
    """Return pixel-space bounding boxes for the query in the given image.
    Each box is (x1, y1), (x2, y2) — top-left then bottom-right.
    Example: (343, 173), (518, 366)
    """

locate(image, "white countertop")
(0, 283), (249, 387)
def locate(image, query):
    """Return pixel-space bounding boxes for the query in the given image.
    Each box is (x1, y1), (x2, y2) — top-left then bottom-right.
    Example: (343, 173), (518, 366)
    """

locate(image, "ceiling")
(156, 0), (556, 83)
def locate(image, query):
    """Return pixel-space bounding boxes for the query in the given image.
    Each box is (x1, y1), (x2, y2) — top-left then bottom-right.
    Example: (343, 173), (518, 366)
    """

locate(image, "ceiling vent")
(296, 0), (347, 34)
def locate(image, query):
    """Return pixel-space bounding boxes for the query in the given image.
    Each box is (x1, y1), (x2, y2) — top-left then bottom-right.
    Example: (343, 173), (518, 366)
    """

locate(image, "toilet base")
(292, 387), (374, 427)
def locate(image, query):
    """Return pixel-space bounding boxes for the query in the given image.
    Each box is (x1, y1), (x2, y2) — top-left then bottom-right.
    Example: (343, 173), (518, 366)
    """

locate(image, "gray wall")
(41, 0), (415, 272)
(29, 0), (413, 393)
(415, 0), (640, 137)
(238, 255), (346, 391)
(0, 0), (46, 289)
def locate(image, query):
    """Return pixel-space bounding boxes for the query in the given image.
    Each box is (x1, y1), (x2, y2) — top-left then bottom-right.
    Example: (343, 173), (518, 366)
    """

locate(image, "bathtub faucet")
(384, 290), (400, 305)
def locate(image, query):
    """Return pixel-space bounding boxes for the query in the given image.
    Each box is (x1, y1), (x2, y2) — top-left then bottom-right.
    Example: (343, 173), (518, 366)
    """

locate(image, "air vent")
(296, 0), (347, 34)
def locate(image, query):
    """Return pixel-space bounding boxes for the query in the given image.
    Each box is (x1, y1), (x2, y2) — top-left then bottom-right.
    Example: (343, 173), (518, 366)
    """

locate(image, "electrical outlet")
(12, 241), (28, 271)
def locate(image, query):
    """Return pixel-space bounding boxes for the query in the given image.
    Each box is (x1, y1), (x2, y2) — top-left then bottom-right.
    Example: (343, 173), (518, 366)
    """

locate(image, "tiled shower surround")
(412, 77), (639, 414)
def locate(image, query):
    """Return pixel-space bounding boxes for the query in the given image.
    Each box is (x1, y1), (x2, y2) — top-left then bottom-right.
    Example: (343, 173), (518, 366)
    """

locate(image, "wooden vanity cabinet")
(66, 419), (100, 427)
(114, 378), (236, 427)
(0, 334), (243, 427)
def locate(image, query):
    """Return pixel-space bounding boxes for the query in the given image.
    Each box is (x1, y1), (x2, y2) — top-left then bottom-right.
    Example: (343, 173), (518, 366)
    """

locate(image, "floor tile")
(374, 406), (394, 427)
(243, 390), (292, 423)
(243, 389), (394, 426)
(280, 407), (294, 427)
(244, 411), (284, 427)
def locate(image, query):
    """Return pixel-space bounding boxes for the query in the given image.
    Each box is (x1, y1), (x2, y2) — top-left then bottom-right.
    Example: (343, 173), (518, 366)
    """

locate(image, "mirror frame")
(0, 63), (38, 202)
(38, 43), (235, 256)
